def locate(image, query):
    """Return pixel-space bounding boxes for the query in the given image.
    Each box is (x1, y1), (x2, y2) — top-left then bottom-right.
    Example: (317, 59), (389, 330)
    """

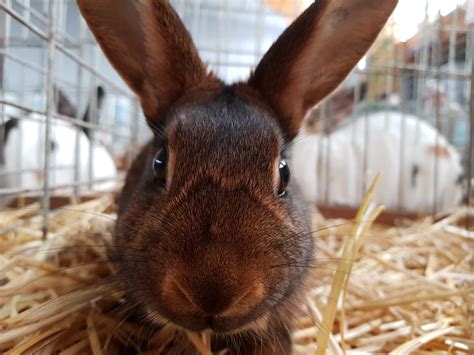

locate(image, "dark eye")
(278, 159), (290, 197)
(152, 147), (168, 183)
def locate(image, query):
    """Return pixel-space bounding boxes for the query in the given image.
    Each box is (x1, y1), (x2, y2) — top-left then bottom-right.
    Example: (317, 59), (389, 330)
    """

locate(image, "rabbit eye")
(278, 159), (290, 197)
(153, 147), (168, 183)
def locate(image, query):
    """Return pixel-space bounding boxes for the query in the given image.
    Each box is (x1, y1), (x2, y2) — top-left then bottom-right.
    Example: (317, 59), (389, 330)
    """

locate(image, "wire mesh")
(0, 0), (473, 227)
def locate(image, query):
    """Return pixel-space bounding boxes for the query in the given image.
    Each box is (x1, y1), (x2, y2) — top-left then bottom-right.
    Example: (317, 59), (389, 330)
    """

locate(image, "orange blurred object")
(265, 0), (305, 18)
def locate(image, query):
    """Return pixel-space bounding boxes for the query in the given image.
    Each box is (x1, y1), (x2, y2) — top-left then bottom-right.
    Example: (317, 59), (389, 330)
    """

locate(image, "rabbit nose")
(164, 275), (264, 317)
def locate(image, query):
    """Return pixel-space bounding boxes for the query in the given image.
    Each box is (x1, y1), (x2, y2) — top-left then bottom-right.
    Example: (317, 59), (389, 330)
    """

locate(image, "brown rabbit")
(77, 0), (397, 353)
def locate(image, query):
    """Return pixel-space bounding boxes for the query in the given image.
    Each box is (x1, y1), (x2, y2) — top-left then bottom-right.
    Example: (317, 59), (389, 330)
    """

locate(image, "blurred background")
(0, 0), (473, 223)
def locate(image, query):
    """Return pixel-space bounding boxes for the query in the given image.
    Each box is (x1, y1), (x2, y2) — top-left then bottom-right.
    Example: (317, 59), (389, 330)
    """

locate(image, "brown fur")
(249, 0), (398, 139)
(77, 0), (218, 120)
(77, 0), (396, 353)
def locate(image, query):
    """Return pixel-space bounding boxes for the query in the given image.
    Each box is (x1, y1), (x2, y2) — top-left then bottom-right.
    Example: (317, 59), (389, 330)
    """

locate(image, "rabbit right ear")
(77, 0), (213, 123)
(248, 0), (397, 140)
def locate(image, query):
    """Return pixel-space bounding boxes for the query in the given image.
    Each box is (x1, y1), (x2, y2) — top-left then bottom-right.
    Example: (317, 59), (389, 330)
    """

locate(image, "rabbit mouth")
(146, 307), (266, 334)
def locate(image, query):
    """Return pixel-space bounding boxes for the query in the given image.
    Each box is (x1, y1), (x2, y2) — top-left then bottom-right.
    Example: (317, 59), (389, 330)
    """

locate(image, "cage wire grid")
(0, 0), (473, 232)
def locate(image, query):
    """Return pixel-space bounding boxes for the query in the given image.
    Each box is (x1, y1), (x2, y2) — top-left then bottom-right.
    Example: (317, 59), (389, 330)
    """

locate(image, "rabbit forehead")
(171, 90), (281, 146)
(166, 91), (282, 184)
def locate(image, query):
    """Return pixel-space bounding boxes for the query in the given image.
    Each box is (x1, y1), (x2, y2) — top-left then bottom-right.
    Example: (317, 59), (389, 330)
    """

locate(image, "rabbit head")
(78, 0), (396, 346)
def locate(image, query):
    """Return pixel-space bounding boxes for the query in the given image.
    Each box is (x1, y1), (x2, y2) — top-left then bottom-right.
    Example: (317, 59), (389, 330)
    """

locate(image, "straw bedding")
(0, 194), (472, 354)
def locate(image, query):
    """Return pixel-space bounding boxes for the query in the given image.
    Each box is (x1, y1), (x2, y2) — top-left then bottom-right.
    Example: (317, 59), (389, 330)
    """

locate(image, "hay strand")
(315, 173), (384, 355)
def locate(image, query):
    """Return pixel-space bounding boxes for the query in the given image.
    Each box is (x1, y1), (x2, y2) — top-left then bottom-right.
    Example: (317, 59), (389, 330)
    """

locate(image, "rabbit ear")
(77, 0), (211, 121)
(248, 0), (397, 140)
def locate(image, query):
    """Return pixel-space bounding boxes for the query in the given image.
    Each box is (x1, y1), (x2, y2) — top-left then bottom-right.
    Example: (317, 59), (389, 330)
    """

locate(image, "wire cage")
(0, 0), (473, 228)
(290, 0), (474, 219)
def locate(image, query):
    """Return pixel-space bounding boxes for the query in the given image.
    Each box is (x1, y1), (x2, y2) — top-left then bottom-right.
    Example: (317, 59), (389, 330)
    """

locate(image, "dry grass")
(0, 193), (472, 354)
(295, 206), (473, 354)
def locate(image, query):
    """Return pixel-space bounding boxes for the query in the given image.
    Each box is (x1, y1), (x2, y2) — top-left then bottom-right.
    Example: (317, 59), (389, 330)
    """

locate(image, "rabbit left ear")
(248, 0), (397, 140)
(77, 0), (216, 123)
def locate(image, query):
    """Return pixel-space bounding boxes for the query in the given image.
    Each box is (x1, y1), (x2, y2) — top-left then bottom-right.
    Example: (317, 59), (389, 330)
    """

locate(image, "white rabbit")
(0, 87), (118, 205)
(3, 116), (117, 189)
(291, 110), (464, 213)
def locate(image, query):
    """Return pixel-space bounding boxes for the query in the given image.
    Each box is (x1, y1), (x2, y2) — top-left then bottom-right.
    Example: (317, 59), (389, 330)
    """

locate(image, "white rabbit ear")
(248, 0), (397, 140)
(77, 0), (212, 121)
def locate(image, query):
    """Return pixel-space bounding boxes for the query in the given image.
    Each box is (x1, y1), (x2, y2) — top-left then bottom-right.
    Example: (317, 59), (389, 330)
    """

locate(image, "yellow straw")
(315, 173), (383, 355)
